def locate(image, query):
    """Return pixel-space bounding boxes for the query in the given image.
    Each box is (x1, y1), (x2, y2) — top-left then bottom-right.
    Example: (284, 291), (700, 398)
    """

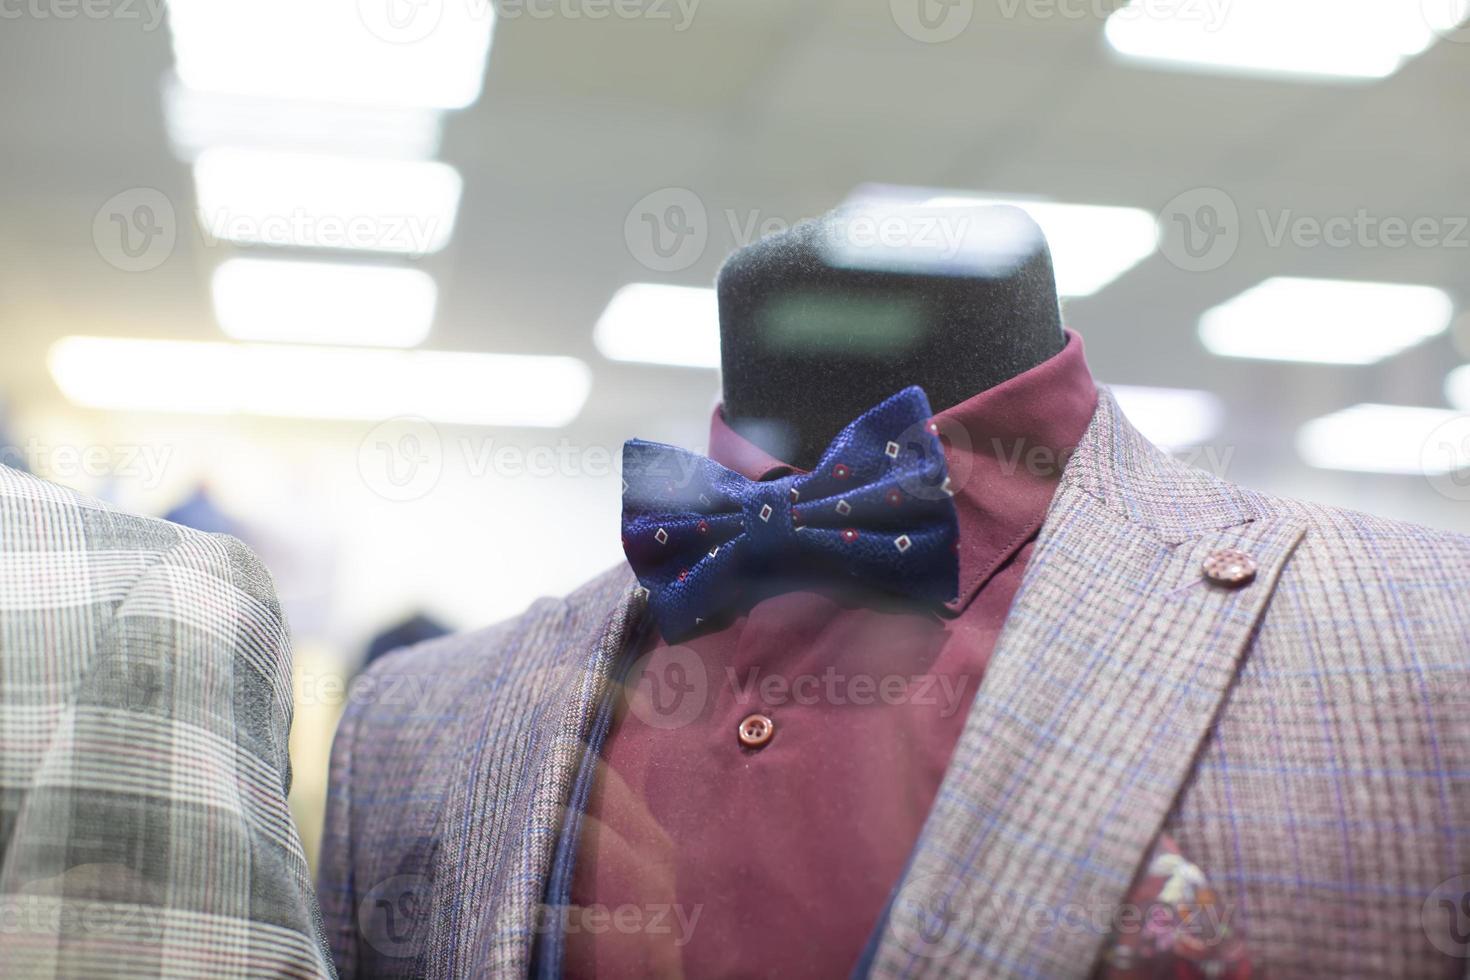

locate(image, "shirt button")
(1202, 548), (1257, 587)
(737, 713), (775, 749)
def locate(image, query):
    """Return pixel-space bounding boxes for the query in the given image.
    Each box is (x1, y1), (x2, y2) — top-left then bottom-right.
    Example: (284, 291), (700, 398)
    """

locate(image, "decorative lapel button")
(1202, 548), (1257, 587)
(737, 713), (774, 749)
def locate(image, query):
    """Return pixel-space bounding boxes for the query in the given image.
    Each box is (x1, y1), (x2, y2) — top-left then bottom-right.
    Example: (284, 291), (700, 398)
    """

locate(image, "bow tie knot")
(622, 386), (960, 640)
(739, 477), (801, 560)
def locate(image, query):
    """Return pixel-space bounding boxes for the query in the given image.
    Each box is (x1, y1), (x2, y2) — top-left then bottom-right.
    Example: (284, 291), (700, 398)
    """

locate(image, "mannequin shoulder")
(1266, 493), (1470, 576)
(341, 562), (638, 738)
(0, 463), (287, 647)
(1251, 493), (1470, 644)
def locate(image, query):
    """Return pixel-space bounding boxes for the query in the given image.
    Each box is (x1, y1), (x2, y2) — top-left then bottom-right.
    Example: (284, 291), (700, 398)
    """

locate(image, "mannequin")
(717, 204), (1065, 469)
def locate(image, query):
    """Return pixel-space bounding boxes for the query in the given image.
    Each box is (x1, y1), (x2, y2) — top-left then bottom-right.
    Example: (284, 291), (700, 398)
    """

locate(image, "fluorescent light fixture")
(49, 337), (591, 427)
(1105, 0), (1467, 81)
(167, 0), (495, 109)
(212, 258), (437, 348)
(922, 195), (1158, 297)
(164, 79), (443, 161)
(195, 148), (462, 255)
(164, 78), (442, 162)
(1297, 404), (1470, 474)
(1200, 278), (1453, 365)
(1110, 385), (1225, 451)
(1448, 365), (1470, 410)
(594, 284), (721, 369)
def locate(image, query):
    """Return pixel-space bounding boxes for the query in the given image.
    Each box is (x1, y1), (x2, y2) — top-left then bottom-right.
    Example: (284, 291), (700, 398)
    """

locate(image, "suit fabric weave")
(318, 389), (1470, 979)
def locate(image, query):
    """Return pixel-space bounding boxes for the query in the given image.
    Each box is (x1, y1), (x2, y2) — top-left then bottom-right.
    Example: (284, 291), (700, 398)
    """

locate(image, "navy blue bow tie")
(621, 386), (959, 641)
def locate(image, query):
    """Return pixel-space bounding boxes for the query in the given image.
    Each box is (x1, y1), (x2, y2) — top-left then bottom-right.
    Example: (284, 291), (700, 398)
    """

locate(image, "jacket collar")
(464, 385), (1304, 979)
(858, 387), (1306, 978)
(429, 566), (644, 979)
(707, 330), (1099, 612)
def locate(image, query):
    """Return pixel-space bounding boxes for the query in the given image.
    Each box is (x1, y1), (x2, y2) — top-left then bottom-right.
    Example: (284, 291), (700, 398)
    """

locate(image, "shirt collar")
(706, 329), (1098, 612)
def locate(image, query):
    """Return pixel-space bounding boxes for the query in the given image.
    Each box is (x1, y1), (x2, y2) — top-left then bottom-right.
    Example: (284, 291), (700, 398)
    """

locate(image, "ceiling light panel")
(1110, 385), (1225, 451)
(1105, 0), (1468, 81)
(594, 284), (721, 369)
(920, 195), (1158, 297)
(1199, 277), (1453, 364)
(194, 148), (462, 255)
(212, 258), (438, 348)
(167, 0), (495, 109)
(49, 337), (591, 428)
(1298, 403), (1470, 474)
(164, 79), (444, 161)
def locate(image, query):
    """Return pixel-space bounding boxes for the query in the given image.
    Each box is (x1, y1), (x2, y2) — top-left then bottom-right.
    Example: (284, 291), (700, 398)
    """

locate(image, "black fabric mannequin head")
(717, 205), (1065, 469)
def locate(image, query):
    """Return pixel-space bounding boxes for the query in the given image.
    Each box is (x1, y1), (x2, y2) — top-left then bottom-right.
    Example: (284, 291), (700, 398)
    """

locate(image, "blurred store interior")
(3, 0), (1469, 862)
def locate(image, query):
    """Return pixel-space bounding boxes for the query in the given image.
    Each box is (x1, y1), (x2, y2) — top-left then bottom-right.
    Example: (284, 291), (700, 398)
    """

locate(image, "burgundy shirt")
(566, 334), (1250, 978)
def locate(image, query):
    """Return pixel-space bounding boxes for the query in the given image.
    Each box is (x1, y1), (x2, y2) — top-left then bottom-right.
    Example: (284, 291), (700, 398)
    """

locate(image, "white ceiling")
(1, 1), (1467, 638)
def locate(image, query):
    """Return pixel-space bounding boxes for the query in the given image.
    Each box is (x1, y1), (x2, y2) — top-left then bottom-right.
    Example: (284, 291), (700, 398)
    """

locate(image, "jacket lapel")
(863, 390), (1306, 979)
(429, 567), (646, 979)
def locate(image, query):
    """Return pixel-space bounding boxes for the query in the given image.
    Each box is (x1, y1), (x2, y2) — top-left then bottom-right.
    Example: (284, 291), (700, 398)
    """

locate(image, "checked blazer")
(0, 465), (334, 978)
(318, 389), (1470, 979)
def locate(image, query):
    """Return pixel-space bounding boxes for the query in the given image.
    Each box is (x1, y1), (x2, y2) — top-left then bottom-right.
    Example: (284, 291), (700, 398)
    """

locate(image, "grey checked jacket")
(319, 389), (1470, 979)
(0, 465), (334, 978)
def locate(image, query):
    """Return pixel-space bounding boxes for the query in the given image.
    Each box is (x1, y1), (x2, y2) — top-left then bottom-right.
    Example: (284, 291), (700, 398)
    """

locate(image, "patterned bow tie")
(621, 386), (959, 641)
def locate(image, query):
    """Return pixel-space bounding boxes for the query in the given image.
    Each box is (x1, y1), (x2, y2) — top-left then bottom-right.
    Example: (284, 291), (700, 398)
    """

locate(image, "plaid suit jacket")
(318, 389), (1470, 979)
(0, 465), (335, 978)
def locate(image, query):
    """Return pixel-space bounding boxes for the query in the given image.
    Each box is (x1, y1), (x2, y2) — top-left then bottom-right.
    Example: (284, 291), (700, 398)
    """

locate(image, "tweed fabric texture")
(0, 465), (333, 978)
(319, 389), (1470, 979)
(317, 570), (643, 979)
